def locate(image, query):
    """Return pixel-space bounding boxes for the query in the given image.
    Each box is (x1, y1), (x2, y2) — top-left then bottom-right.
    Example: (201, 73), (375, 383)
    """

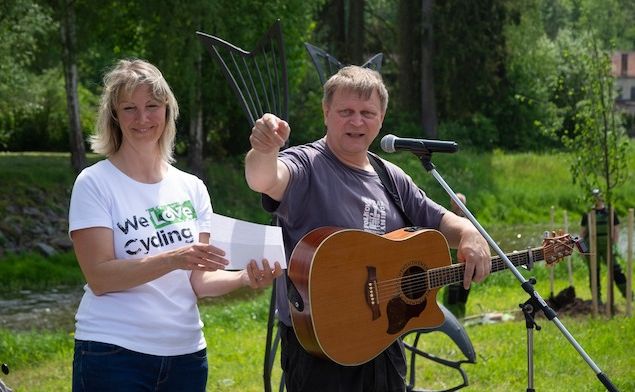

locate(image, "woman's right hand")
(169, 243), (229, 271)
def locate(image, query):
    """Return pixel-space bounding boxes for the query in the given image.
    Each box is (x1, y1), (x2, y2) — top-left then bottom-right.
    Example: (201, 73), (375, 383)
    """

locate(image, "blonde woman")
(69, 59), (281, 391)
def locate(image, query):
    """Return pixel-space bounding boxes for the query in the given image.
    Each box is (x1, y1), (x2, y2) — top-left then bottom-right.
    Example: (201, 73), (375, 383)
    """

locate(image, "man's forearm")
(245, 149), (280, 193)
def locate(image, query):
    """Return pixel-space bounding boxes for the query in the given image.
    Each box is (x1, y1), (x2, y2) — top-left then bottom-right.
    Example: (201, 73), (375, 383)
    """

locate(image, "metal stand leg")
(520, 278), (541, 392)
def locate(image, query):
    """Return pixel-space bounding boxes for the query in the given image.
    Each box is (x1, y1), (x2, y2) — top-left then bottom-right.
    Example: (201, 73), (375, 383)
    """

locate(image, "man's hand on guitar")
(456, 229), (491, 289)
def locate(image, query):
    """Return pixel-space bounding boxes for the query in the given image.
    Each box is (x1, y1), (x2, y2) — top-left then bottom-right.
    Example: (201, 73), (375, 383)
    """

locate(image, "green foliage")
(436, 113), (500, 151)
(0, 0), (56, 148)
(202, 155), (271, 224)
(3, 0), (634, 157)
(0, 251), (84, 293)
(502, 3), (563, 150)
(551, 31), (630, 206)
(2, 68), (99, 151)
(376, 142), (634, 225)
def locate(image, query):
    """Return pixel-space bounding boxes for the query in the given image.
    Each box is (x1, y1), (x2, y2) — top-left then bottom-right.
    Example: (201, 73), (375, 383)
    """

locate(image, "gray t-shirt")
(264, 138), (447, 326)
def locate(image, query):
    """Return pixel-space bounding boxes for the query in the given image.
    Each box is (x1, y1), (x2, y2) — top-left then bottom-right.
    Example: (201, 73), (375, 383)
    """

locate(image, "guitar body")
(288, 227), (451, 366)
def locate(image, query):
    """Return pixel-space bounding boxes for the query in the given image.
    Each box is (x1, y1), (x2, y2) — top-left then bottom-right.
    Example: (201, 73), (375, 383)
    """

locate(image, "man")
(580, 189), (628, 300)
(443, 192), (471, 318)
(245, 66), (491, 391)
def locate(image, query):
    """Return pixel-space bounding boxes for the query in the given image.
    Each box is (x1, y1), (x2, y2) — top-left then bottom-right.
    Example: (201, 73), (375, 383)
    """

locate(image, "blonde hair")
(91, 59), (179, 163)
(322, 65), (389, 113)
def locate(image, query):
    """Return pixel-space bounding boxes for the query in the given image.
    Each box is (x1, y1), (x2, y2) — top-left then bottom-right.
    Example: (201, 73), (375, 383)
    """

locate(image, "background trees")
(0, 0), (632, 168)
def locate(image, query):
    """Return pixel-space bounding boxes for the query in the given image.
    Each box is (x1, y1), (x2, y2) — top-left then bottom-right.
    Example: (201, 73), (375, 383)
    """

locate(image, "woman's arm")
(71, 228), (229, 295)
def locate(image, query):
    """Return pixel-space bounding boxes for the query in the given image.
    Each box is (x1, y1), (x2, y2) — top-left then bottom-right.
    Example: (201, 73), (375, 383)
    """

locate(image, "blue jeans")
(72, 340), (208, 392)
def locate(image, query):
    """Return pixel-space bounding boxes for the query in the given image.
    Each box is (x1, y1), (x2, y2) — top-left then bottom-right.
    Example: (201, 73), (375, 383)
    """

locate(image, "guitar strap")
(367, 152), (414, 227)
(286, 152), (413, 312)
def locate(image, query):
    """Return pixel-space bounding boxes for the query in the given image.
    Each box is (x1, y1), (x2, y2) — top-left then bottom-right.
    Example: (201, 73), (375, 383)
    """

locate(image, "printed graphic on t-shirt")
(362, 196), (386, 234)
(116, 200), (198, 255)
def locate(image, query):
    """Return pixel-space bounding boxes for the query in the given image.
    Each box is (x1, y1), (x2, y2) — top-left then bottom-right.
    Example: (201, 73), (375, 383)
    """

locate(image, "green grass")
(0, 251), (84, 293)
(387, 146), (635, 225)
(2, 263), (634, 391)
(0, 147), (634, 391)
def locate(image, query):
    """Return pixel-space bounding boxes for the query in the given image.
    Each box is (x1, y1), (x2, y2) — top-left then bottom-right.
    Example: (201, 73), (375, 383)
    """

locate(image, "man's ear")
(322, 101), (329, 125)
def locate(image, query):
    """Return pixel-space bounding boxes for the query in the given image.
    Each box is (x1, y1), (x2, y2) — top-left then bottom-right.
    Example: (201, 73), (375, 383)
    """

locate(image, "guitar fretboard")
(426, 247), (545, 289)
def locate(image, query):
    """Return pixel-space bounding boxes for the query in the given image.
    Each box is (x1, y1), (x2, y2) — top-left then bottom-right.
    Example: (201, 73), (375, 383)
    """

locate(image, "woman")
(69, 58), (282, 391)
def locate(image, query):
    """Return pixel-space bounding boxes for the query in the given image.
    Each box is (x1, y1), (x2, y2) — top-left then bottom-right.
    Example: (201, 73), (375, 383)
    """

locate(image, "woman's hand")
(169, 243), (229, 271)
(243, 259), (283, 289)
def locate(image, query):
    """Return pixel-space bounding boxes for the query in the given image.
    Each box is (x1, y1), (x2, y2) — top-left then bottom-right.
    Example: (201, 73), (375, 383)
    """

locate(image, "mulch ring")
(544, 285), (620, 317)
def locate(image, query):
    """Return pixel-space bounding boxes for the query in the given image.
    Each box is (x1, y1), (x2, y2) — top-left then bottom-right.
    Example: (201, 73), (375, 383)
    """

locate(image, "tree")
(56, 0), (86, 172)
(420, 0), (437, 137)
(396, 0), (420, 128)
(347, 0), (365, 64)
(0, 1), (55, 149)
(555, 31), (630, 312)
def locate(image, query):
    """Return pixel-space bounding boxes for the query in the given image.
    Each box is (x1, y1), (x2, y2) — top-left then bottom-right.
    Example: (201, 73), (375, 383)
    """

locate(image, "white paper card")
(210, 213), (286, 270)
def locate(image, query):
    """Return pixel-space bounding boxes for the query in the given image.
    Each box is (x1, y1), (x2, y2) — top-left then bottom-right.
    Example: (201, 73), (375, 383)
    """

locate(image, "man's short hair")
(322, 65), (389, 113)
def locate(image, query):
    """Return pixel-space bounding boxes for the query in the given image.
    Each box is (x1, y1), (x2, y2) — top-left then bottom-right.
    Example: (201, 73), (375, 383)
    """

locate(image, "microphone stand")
(415, 150), (618, 392)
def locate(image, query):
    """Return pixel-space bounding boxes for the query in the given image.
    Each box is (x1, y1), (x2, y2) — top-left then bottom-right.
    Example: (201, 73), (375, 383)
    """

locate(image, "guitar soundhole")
(400, 263), (427, 305)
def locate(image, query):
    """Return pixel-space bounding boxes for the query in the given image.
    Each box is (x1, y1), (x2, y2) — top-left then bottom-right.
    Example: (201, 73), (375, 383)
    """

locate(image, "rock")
(51, 236), (73, 251)
(35, 242), (57, 257)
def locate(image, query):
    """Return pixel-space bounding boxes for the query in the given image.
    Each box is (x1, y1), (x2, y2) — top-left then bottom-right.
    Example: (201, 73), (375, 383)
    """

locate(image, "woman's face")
(115, 84), (166, 151)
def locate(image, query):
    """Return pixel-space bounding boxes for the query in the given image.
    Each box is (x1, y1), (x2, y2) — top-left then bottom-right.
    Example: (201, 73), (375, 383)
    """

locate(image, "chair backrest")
(304, 42), (384, 85)
(197, 20), (289, 127)
(197, 21), (289, 392)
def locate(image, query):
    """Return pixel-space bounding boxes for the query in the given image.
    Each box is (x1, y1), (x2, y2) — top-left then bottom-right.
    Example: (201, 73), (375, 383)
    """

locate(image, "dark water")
(0, 286), (83, 331)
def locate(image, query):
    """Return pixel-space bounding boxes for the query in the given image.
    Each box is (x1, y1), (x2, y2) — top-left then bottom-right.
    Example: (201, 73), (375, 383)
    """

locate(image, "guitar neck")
(427, 246), (545, 289)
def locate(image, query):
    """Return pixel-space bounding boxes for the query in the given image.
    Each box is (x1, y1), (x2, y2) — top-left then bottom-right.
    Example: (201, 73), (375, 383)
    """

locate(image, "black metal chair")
(196, 21), (288, 128)
(197, 20), (287, 392)
(304, 42), (383, 85)
(198, 23), (476, 392)
(403, 305), (476, 392)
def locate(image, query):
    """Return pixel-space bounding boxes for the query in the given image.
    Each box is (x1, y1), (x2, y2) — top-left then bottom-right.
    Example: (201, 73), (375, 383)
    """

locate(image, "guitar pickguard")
(385, 260), (429, 334)
(386, 296), (427, 334)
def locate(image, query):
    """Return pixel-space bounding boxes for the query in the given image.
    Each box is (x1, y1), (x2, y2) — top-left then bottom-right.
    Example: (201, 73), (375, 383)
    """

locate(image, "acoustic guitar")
(288, 226), (578, 366)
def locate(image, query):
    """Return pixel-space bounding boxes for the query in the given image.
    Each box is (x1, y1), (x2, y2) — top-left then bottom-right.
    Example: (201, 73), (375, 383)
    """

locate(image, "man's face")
(322, 88), (385, 160)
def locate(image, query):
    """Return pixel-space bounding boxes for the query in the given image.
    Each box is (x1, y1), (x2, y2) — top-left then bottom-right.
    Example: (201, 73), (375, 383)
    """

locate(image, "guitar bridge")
(365, 266), (381, 320)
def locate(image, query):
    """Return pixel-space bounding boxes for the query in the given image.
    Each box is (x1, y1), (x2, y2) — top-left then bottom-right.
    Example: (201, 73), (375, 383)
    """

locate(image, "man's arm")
(439, 212), (491, 289)
(245, 113), (291, 202)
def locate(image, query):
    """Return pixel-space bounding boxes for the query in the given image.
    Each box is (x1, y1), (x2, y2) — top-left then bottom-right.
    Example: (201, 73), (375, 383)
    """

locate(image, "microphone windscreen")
(380, 134), (396, 153)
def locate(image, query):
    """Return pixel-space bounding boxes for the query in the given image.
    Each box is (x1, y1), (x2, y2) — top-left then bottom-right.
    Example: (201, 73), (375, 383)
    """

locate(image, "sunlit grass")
(3, 265), (634, 391)
(1, 146), (633, 391)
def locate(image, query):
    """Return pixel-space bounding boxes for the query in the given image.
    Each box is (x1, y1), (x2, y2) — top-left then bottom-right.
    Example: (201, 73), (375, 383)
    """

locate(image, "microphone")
(380, 134), (458, 154)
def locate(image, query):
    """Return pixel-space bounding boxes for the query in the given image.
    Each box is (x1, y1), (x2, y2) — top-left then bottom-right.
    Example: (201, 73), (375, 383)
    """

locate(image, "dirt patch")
(545, 286), (615, 317)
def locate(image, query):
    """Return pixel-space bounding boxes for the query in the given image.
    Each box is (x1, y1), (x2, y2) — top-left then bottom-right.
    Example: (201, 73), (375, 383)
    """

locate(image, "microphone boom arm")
(415, 151), (619, 392)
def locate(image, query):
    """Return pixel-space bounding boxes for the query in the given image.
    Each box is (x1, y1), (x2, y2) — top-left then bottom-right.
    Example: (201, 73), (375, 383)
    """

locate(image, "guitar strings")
(375, 268), (465, 302)
(371, 240), (574, 303)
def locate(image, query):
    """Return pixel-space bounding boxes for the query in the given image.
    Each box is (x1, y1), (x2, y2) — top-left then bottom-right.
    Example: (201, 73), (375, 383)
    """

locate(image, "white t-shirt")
(68, 160), (213, 356)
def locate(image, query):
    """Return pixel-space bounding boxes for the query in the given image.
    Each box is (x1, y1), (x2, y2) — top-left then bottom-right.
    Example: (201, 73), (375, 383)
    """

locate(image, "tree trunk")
(59, 0), (86, 173)
(188, 52), (204, 179)
(420, 0), (438, 137)
(397, 0), (419, 122)
(318, 0), (347, 60)
(347, 0), (365, 65)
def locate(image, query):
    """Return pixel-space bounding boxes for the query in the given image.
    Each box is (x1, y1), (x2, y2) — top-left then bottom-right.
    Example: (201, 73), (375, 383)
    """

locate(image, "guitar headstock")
(542, 231), (576, 265)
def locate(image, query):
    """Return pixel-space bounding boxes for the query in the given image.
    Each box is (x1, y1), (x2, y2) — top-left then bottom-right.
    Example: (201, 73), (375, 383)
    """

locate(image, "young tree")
(556, 31), (630, 311)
